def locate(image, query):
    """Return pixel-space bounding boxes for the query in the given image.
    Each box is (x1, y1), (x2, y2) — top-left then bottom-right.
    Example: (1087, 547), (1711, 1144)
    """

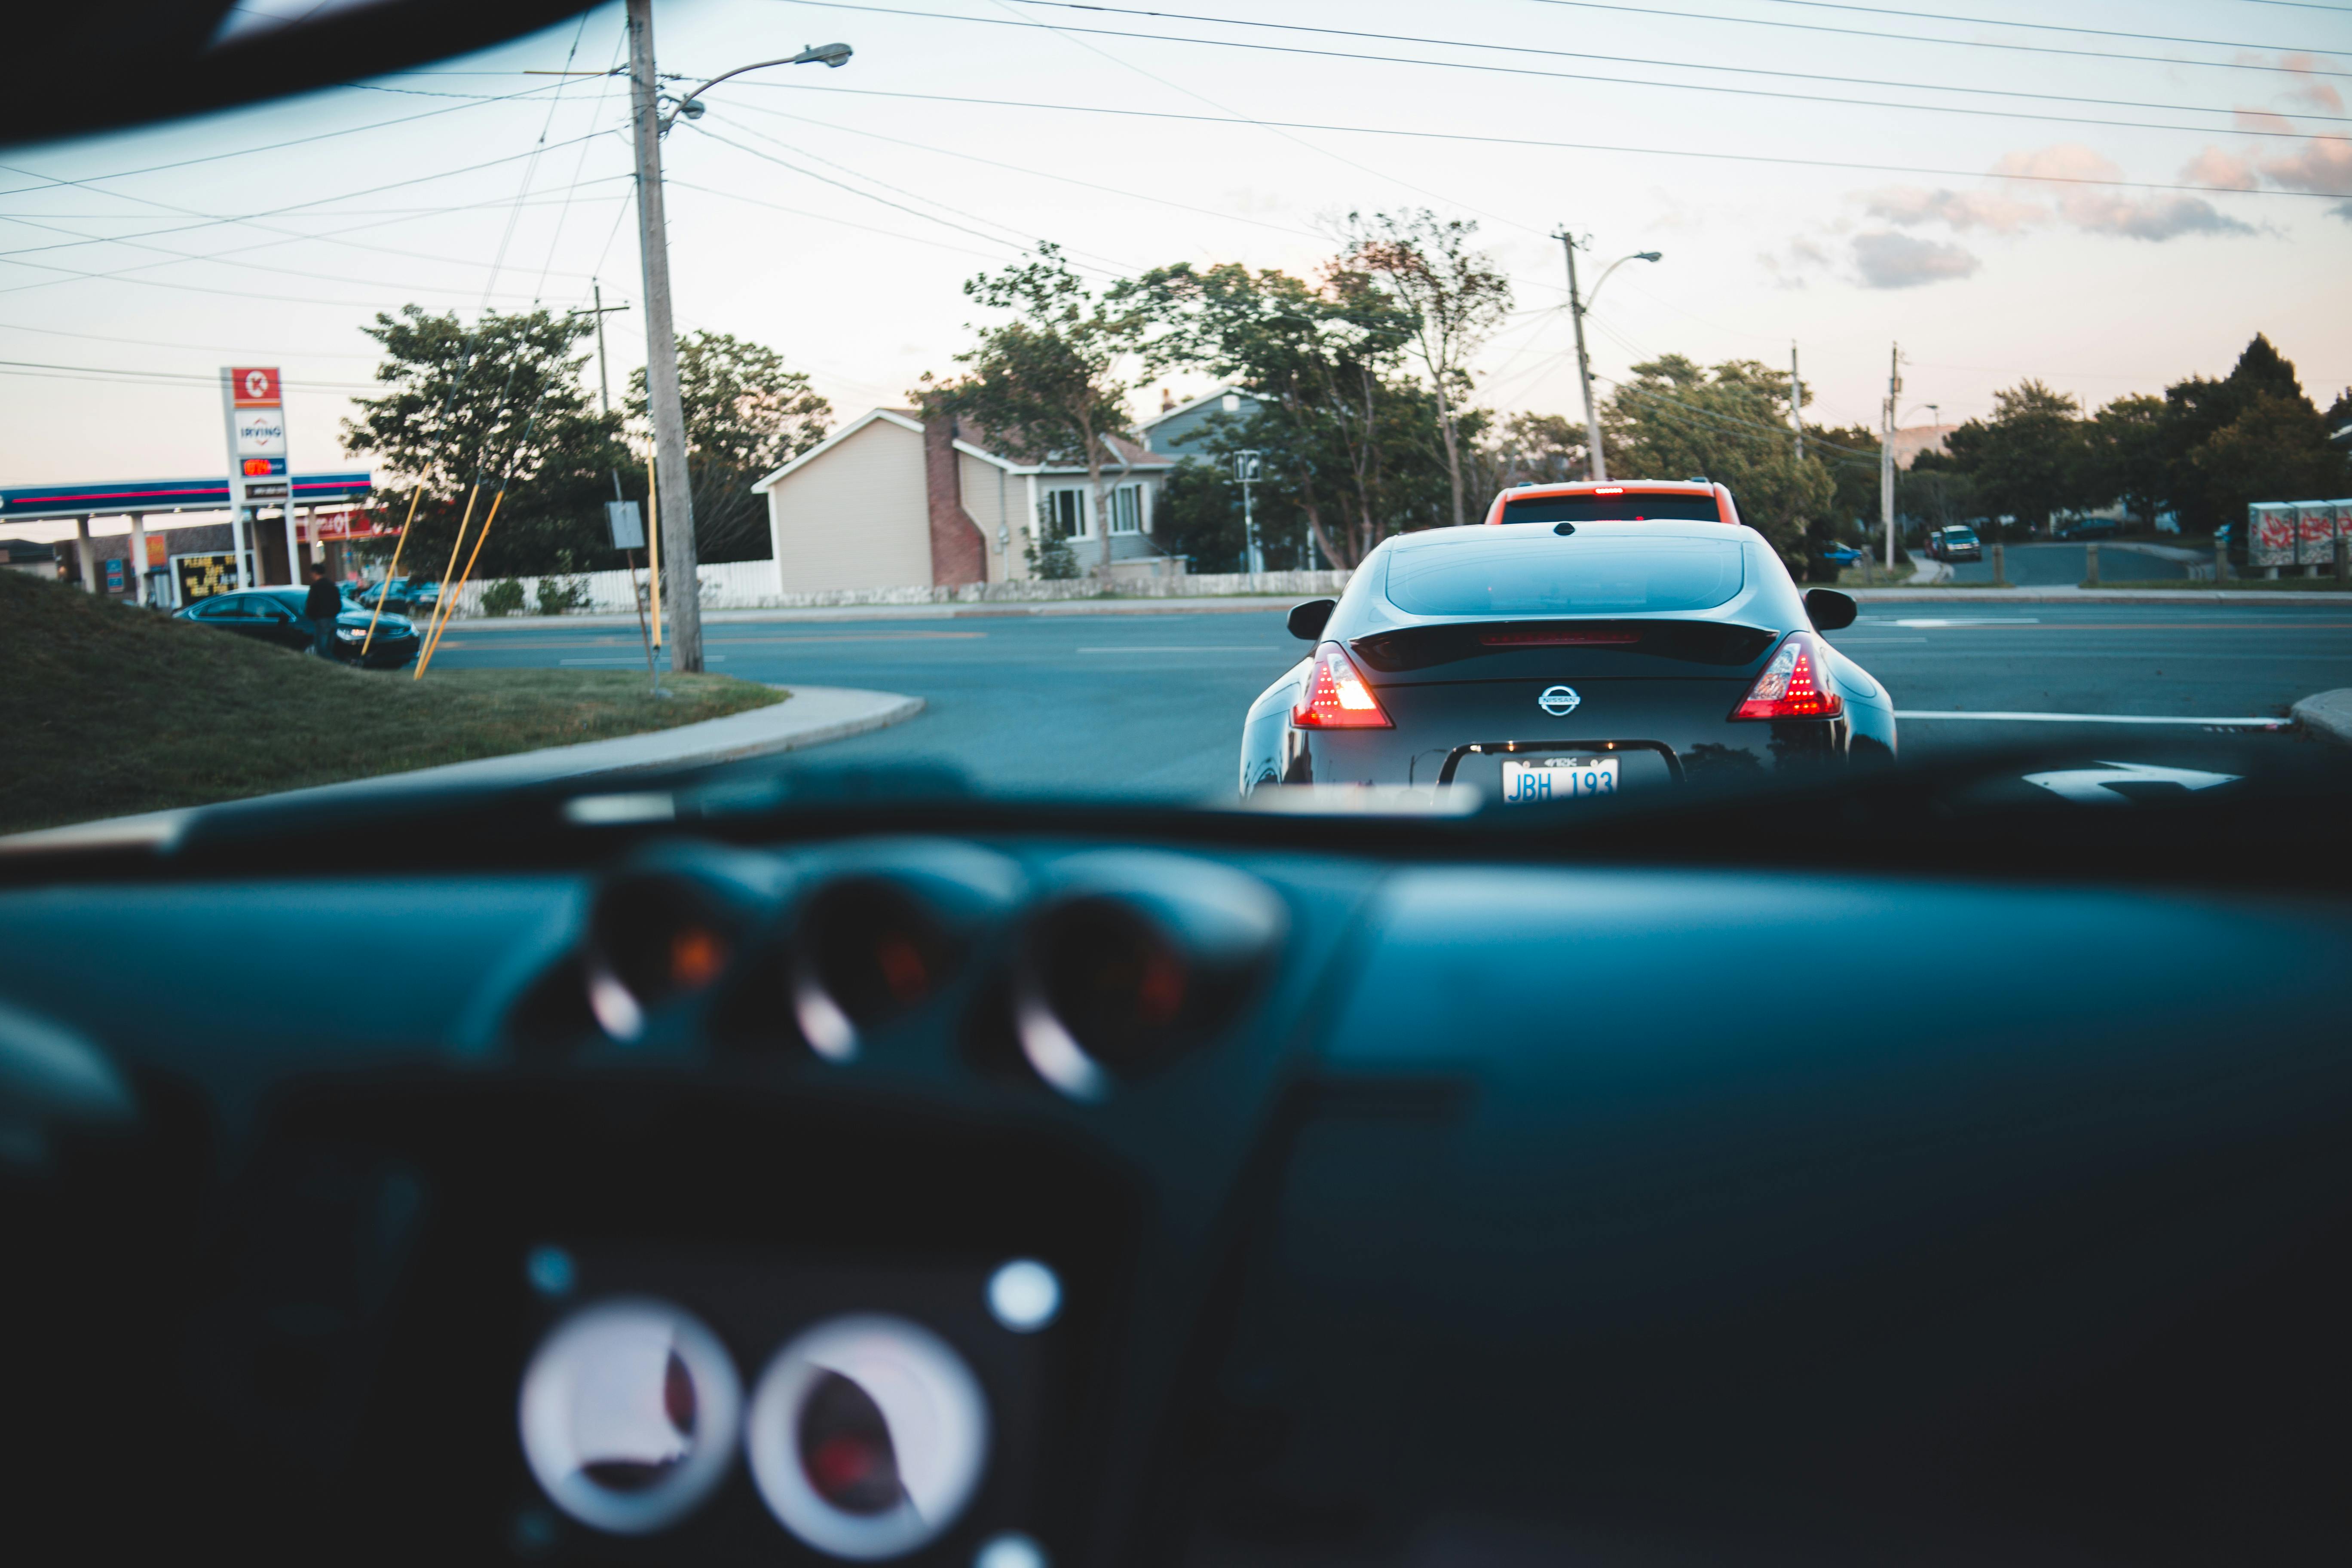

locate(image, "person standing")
(303, 566), (342, 657)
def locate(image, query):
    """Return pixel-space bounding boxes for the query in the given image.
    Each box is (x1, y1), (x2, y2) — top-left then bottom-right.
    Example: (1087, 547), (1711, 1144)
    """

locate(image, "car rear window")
(1497, 492), (1722, 524)
(1385, 536), (1747, 617)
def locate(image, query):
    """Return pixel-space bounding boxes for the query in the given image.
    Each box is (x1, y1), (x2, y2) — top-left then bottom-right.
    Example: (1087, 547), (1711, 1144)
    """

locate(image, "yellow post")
(647, 448), (662, 649)
(413, 484), (483, 680)
(360, 485), (426, 657)
(416, 487), (509, 677)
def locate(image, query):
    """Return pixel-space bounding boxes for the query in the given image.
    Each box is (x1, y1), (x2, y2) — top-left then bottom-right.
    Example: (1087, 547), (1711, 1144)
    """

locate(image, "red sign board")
(300, 509), (400, 542)
(229, 366), (282, 407)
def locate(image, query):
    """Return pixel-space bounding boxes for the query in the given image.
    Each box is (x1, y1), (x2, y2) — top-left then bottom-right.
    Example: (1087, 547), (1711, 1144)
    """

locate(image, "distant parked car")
(358, 576), (439, 616)
(2057, 518), (2122, 541)
(1926, 526), (1982, 563)
(175, 588), (420, 668)
(1818, 542), (1865, 568)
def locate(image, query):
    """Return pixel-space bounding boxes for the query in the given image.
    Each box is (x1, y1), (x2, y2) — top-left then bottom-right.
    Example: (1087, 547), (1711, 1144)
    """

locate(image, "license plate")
(1501, 756), (1618, 804)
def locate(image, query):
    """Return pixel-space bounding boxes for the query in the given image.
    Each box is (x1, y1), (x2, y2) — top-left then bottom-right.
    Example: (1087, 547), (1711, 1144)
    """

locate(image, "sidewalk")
(441, 596), (1311, 631)
(0, 685), (923, 857)
(2293, 689), (2352, 745)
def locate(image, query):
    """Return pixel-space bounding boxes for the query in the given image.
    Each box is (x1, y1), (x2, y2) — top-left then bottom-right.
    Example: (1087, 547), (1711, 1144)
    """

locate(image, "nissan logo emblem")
(1537, 685), (1581, 717)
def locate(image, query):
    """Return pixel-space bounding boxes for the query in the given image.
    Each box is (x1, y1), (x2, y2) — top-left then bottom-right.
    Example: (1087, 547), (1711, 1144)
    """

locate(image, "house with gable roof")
(749, 409), (1184, 591)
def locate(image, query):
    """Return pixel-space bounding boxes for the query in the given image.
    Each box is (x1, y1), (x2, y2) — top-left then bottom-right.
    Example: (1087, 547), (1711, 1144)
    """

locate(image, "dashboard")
(3, 757), (2350, 1565)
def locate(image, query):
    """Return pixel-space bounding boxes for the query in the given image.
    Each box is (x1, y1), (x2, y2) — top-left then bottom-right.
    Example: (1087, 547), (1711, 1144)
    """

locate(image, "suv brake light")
(1731, 631), (1842, 720)
(1292, 641), (1393, 729)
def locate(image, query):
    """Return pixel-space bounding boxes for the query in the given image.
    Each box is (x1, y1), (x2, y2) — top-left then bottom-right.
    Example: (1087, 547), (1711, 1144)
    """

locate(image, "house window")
(1109, 485), (1142, 534)
(1042, 489), (1086, 538)
(1220, 393), (1241, 412)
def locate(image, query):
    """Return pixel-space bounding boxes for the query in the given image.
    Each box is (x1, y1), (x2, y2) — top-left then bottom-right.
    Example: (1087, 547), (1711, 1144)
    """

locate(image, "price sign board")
(173, 552), (241, 603)
(222, 365), (290, 585)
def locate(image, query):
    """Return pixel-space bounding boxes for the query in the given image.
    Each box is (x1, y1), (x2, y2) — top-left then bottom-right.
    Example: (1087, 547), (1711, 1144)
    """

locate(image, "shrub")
(536, 576), (591, 615)
(1025, 532), (1080, 580)
(481, 579), (526, 617)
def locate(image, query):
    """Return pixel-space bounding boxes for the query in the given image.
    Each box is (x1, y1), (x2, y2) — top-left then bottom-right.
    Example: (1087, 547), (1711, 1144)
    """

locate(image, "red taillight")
(1731, 631), (1843, 720)
(1292, 641), (1393, 729)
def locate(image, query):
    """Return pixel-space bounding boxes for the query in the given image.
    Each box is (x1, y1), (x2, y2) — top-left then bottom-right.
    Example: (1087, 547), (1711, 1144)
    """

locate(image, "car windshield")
(1384, 536), (1746, 616)
(0, 1), (2342, 828)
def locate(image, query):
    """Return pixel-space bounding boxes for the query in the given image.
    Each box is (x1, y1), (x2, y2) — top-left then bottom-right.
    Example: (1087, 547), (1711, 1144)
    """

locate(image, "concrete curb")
(0, 685), (924, 856)
(436, 597), (1311, 631)
(2291, 689), (2352, 745)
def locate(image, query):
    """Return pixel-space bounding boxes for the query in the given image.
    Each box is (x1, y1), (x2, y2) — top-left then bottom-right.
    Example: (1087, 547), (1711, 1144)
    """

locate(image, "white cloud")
(1860, 185), (2038, 234)
(1851, 232), (1980, 289)
(2052, 191), (2254, 240)
(2258, 136), (2352, 196)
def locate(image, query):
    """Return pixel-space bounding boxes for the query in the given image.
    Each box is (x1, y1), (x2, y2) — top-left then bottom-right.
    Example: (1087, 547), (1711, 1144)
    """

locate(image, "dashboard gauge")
(745, 1314), (991, 1559)
(516, 1299), (742, 1535)
(791, 877), (958, 1061)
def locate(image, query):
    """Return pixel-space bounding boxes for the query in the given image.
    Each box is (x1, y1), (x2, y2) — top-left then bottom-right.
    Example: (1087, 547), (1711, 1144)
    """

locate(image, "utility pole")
(1881, 343), (1901, 571)
(1557, 228), (1606, 483)
(626, 0), (701, 673)
(1790, 341), (1804, 462)
(571, 281), (630, 417)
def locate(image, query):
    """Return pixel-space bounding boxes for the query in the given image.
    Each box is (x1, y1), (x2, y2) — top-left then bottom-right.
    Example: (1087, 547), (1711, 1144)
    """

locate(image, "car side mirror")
(1803, 588), (1857, 631)
(1287, 599), (1337, 640)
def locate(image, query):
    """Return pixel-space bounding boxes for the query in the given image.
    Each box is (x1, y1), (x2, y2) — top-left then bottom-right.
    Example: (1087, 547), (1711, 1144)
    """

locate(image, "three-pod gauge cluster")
(555, 838), (1290, 1103)
(518, 1254), (1062, 1561)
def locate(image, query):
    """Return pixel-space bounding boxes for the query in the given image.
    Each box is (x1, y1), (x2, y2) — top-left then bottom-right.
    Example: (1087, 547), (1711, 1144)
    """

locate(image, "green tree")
(1341, 209), (1513, 528)
(342, 305), (625, 580)
(627, 330), (831, 564)
(1940, 380), (2092, 536)
(916, 244), (1142, 579)
(2193, 392), (2347, 527)
(2159, 334), (2331, 533)
(1600, 355), (1831, 572)
(1120, 258), (1426, 567)
(2081, 394), (2168, 527)
(1473, 411), (1586, 496)
(1154, 458), (1249, 574)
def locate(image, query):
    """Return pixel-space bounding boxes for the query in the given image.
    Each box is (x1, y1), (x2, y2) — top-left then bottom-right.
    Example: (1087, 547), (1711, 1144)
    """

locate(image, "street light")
(1553, 230), (1660, 482)
(625, 0), (851, 674)
(660, 42), (853, 132)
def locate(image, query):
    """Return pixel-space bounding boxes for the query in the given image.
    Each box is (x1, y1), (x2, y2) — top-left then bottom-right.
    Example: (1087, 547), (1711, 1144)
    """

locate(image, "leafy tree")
(1154, 458), (1249, 574)
(627, 330), (830, 564)
(1939, 380), (2092, 536)
(1599, 355), (1831, 571)
(1472, 412), (1586, 496)
(2081, 394), (2168, 527)
(1341, 209), (1513, 528)
(1119, 258), (1425, 567)
(2159, 334), (2332, 533)
(916, 244), (1142, 579)
(342, 305), (625, 580)
(2193, 391), (2346, 529)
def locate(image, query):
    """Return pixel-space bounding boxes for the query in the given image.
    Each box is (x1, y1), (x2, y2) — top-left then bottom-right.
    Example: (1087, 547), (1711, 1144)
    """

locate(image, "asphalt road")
(1943, 542), (2198, 585)
(427, 601), (2352, 799)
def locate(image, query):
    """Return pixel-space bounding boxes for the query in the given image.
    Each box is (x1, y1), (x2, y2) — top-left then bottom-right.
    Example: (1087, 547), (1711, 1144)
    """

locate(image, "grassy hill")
(0, 572), (784, 836)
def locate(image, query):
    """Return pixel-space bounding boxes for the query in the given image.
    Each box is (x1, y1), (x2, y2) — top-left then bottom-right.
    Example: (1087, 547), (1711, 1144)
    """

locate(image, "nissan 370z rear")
(1239, 493), (1896, 803)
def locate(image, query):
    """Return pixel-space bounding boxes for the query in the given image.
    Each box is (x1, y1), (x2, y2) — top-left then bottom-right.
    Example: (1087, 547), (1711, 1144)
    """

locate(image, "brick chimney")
(923, 415), (988, 587)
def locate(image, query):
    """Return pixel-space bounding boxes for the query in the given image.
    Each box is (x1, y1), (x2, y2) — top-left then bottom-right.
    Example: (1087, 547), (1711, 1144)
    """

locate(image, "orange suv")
(1482, 478), (1741, 527)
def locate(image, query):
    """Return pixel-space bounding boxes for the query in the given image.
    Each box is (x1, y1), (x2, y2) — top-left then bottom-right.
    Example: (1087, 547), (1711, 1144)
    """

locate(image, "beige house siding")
(766, 415), (934, 591)
(955, 449), (1018, 585)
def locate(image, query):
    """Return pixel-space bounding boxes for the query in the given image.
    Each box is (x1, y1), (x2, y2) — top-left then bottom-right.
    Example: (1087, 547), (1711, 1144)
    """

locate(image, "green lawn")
(0, 572), (785, 836)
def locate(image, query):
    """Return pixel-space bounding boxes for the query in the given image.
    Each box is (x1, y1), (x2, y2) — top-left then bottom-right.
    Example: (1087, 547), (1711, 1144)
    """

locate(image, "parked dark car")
(1240, 481), (1896, 800)
(175, 588), (420, 668)
(2057, 517), (2122, 541)
(358, 576), (438, 616)
(1926, 526), (1982, 562)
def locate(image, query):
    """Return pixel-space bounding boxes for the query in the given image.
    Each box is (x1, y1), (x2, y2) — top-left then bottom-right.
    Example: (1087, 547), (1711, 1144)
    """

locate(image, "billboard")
(221, 366), (290, 528)
(299, 508), (400, 542)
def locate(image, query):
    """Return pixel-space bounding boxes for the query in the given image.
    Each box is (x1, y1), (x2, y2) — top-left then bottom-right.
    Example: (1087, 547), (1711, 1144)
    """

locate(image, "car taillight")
(1292, 641), (1393, 729)
(1731, 631), (1843, 720)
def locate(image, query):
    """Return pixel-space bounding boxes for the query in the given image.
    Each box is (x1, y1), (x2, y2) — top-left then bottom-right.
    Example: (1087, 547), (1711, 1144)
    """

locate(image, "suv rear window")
(1498, 492), (1721, 524)
(1386, 536), (1746, 617)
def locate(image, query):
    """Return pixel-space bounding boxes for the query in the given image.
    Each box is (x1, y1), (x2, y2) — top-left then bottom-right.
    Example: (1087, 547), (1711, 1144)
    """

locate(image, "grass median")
(0, 571), (786, 836)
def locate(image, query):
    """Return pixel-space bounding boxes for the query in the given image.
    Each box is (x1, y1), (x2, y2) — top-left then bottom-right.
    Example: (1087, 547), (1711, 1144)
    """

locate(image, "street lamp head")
(676, 98), (705, 120)
(793, 42), (853, 67)
(1635, 251), (1663, 263)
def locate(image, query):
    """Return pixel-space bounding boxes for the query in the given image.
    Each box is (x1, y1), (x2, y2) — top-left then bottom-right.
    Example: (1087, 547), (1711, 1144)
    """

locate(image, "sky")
(3, 0), (2348, 542)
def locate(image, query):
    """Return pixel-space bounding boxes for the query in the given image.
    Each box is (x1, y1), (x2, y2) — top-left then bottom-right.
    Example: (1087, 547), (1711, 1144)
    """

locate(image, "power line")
(1734, 0), (2347, 54)
(0, 357), (380, 391)
(1520, 0), (2352, 80)
(766, 82), (2347, 200)
(792, 3), (2346, 139)
(995, 1), (2351, 122)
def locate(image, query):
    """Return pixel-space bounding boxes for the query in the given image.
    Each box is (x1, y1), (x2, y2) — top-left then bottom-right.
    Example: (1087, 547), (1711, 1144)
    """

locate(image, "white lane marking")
(1074, 645), (1288, 653)
(1892, 710), (2283, 726)
(2024, 761), (2241, 804)
(1824, 637), (1928, 644)
(558, 655), (725, 665)
(1881, 617), (2043, 628)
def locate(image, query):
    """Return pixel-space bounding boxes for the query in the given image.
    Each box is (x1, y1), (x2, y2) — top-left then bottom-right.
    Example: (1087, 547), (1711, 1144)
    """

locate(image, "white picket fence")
(445, 561), (1353, 619)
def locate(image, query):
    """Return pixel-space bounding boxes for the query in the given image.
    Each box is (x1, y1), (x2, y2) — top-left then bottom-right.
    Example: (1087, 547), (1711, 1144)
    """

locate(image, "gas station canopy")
(0, 471), (373, 523)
